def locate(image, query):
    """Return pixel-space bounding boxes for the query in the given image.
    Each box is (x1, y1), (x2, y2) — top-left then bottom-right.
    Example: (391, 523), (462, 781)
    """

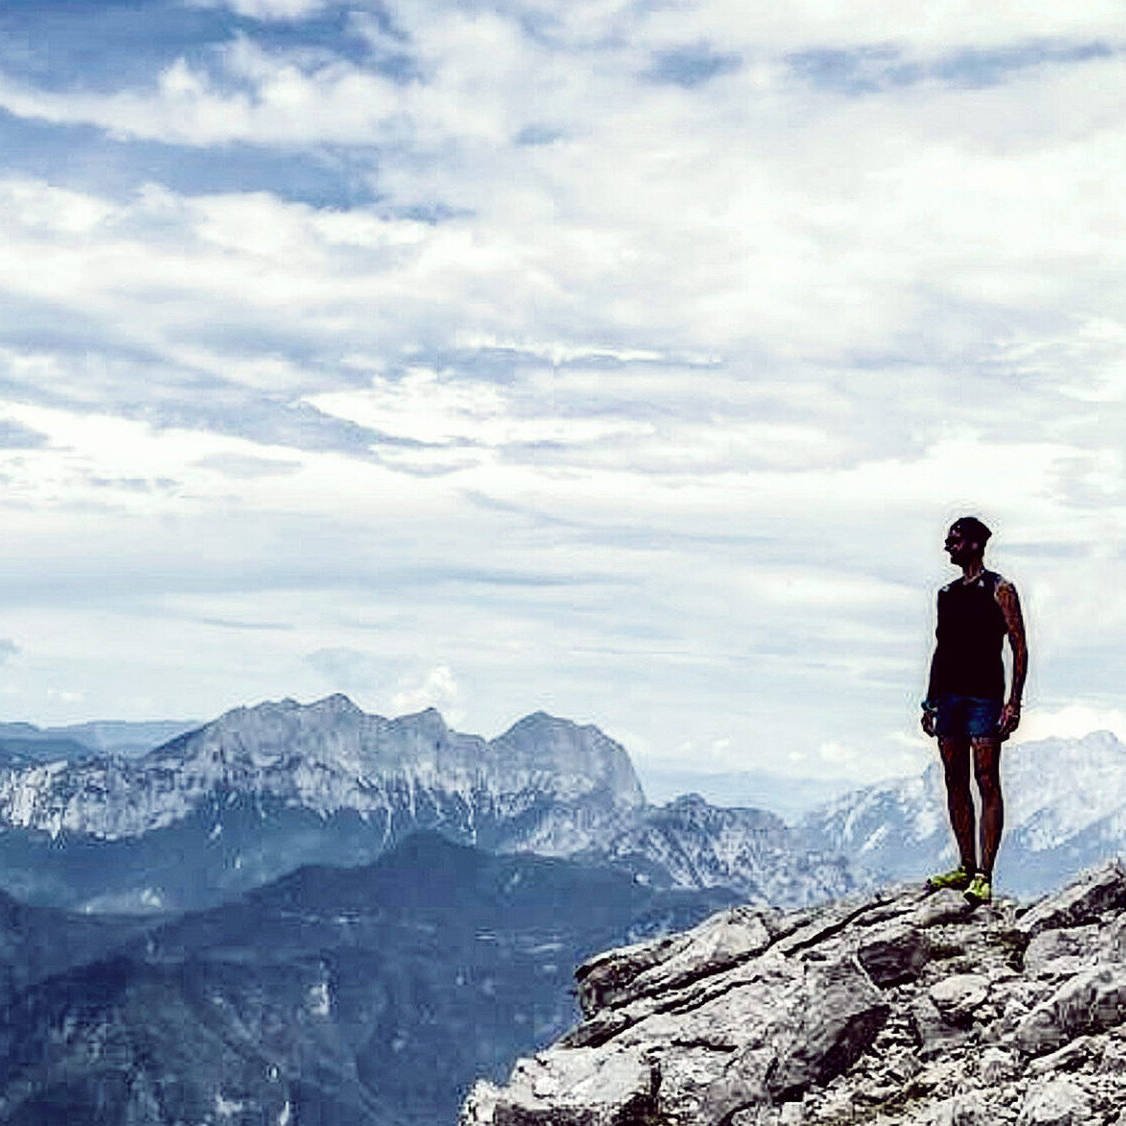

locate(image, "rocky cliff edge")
(462, 860), (1126, 1125)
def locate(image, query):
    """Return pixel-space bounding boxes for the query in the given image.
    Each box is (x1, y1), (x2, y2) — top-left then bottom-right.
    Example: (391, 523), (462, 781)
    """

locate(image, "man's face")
(944, 525), (978, 565)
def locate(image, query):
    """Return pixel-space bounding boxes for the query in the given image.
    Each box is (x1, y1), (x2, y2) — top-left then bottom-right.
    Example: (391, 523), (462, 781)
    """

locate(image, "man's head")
(945, 516), (991, 565)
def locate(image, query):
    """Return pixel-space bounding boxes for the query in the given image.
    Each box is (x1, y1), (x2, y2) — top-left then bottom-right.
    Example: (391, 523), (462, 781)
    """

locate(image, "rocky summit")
(462, 860), (1126, 1125)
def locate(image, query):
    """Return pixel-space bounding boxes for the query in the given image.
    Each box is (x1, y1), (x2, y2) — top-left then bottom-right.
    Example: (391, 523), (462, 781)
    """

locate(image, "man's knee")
(938, 739), (971, 790)
(971, 737), (1002, 791)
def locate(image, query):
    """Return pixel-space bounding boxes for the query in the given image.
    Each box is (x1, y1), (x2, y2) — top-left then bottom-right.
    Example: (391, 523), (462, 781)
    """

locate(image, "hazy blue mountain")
(0, 719), (197, 766)
(0, 733), (91, 768)
(0, 890), (152, 1010)
(800, 730), (1126, 896)
(637, 766), (851, 822)
(46, 720), (200, 757)
(0, 696), (860, 912)
(584, 793), (857, 905)
(0, 834), (735, 1126)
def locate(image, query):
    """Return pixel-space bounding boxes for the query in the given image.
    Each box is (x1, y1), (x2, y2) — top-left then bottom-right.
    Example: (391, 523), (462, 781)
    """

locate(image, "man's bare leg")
(972, 737), (1004, 877)
(938, 736), (976, 871)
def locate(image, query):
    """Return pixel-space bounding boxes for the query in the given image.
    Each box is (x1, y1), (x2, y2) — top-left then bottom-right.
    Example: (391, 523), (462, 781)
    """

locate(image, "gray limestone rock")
(461, 1046), (658, 1125)
(763, 957), (890, 1102)
(1023, 926), (1101, 977)
(910, 889), (978, 929)
(979, 1046), (1021, 1083)
(1027, 1035), (1097, 1076)
(911, 993), (971, 1058)
(575, 905), (777, 1017)
(857, 921), (934, 986)
(1016, 966), (1126, 1056)
(1017, 1077), (1092, 1125)
(925, 1093), (994, 1125)
(1101, 912), (1126, 964)
(463, 859), (1126, 1126)
(1016, 861), (1126, 940)
(929, 974), (989, 1024)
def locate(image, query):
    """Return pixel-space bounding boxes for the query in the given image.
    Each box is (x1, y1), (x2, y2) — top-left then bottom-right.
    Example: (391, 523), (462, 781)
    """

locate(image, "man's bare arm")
(996, 580), (1027, 737)
(921, 600), (941, 737)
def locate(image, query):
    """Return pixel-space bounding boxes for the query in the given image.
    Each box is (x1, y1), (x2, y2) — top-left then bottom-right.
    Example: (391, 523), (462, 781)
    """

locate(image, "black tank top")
(932, 570), (1007, 699)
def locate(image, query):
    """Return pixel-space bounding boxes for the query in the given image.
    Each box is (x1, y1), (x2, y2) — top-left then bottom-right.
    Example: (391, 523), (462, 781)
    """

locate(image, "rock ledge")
(462, 860), (1126, 1125)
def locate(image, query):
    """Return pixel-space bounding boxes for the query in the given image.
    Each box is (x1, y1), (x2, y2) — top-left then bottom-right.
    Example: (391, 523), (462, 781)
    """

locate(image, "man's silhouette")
(921, 517), (1027, 905)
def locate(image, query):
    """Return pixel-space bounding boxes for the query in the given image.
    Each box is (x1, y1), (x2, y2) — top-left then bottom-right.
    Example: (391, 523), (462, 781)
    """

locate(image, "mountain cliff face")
(0, 697), (644, 842)
(0, 697), (857, 912)
(586, 794), (857, 906)
(0, 698), (648, 910)
(463, 860), (1126, 1125)
(801, 731), (1126, 897)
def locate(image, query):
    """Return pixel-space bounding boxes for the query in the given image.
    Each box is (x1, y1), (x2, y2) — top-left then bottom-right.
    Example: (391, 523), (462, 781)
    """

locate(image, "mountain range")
(0, 720), (197, 766)
(2, 697), (1124, 910)
(0, 696), (856, 912)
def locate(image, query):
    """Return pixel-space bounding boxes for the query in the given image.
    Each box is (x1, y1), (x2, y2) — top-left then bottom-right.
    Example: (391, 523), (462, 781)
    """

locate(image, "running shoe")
(963, 872), (992, 906)
(926, 865), (972, 891)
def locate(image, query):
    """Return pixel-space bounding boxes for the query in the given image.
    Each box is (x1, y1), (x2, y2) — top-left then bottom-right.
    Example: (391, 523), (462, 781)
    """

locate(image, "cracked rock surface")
(461, 860), (1126, 1125)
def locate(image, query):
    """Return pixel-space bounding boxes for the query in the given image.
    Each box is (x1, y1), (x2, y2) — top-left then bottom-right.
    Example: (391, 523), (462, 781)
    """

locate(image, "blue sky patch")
(934, 41), (1114, 87)
(789, 39), (1115, 95)
(0, 111), (380, 207)
(0, 0), (391, 91)
(515, 124), (565, 146)
(645, 44), (741, 88)
(0, 419), (48, 449)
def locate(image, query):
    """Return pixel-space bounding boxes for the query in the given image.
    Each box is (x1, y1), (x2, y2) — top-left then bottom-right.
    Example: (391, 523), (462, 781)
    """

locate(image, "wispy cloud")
(0, 417), (47, 449)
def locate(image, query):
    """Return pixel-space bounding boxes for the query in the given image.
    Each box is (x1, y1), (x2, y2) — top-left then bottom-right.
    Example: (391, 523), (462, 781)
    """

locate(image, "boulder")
(1016, 966), (1126, 1056)
(1016, 861), (1126, 940)
(1017, 1077), (1092, 1125)
(929, 974), (989, 1024)
(856, 921), (933, 987)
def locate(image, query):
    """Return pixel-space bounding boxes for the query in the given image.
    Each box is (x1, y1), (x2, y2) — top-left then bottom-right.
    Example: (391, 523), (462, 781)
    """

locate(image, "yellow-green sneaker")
(926, 865), (972, 891)
(964, 872), (992, 906)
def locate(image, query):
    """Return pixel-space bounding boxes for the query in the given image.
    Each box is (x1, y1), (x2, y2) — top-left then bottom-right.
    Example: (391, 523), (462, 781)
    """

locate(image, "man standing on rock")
(921, 516), (1027, 906)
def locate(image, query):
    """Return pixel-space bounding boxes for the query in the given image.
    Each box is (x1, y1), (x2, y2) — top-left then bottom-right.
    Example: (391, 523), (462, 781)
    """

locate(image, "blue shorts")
(934, 693), (1003, 739)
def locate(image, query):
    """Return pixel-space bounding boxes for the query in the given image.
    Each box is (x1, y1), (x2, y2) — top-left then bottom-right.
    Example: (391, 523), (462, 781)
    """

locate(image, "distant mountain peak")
(390, 706), (449, 737)
(500, 710), (573, 736)
(666, 792), (709, 808)
(309, 692), (364, 713)
(801, 730), (1126, 897)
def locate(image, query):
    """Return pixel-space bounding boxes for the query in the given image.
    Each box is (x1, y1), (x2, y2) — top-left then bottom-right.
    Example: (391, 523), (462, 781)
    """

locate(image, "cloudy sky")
(1, 0), (1123, 796)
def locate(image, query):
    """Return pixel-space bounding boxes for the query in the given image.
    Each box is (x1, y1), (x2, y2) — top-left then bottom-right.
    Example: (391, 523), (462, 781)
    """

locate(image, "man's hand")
(921, 709), (936, 738)
(997, 701), (1021, 739)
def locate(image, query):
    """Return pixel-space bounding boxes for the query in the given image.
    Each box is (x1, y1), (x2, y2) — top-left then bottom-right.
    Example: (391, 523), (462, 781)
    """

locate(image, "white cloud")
(630, 0), (1126, 54)
(1018, 704), (1126, 744)
(391, 665), (464, 723)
